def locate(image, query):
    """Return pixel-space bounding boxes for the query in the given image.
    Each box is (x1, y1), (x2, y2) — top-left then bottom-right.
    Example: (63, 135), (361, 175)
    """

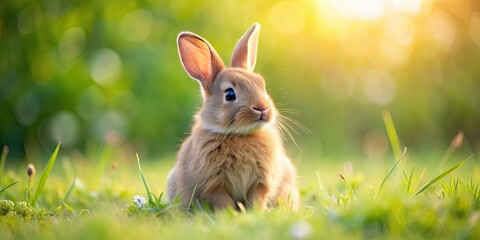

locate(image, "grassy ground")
(1, 147), (479, 239)
(1, 115), (479, 239)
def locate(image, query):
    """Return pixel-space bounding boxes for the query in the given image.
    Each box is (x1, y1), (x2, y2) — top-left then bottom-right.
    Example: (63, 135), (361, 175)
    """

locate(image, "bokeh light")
(360, 69), (396, 106)
(93, 110), (128, 147)
(426, 11), (458, 51)
(320, 65), (354, 101)
(59, 27), (86, 60)
(362, 129), (389, 159)
(120, 9), (153, 42)
(47, 111), (80, 147)
(89, 49), (123, 86)
(469, 12), (480, 46)
(17, 5), (43, 35)
(14, 91), (40, 126)
(76, 87), (106, 120)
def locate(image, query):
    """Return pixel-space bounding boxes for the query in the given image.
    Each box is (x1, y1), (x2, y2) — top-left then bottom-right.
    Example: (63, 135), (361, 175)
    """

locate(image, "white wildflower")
(133, 195), (147, 208)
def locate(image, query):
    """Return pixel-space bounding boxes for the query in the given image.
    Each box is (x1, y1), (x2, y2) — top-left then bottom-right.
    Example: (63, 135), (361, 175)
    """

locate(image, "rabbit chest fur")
(176, 124), (285, 207)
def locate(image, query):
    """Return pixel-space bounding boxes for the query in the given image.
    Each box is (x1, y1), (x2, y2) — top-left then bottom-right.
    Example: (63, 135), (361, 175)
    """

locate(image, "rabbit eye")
(224, 88), (236, 102)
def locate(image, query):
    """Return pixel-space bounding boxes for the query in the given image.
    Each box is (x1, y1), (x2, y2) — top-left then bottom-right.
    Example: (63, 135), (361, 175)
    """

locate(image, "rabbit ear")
(231, 23), (261, 72)
(177, 32), (225, 89)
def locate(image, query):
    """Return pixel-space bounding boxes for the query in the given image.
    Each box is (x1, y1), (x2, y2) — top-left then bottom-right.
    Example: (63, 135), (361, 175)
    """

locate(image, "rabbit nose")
(252, 105), (270, 120)
(253, 105), (268, 112)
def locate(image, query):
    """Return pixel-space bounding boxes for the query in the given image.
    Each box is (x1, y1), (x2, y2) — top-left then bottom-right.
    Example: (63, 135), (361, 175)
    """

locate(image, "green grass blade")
(96, 146), (112, 177)
(63, 202), (76, 213)
(31, 142), (61, 206)
(0, 145), (9, 176)
(382, 110), (402, 160)
(0, 145), (9, 181)
(63, 176), (76, 203)
(339, 173), (358, 205)
(415, 167), (427, 189)
(384, 148), (407, 181)
(407, 164), (415, 194)
(316, 171), (328, 199)
(188, 184), (198, 209)
(402, 169), (408, 183)
(0, 181), (19, 195)
(136, 153), (154, 205)
(439, 130), (464, 170)
(415, 156), (471, 196)
(50, 205), (63, 216)
(375, 148), (407, 200)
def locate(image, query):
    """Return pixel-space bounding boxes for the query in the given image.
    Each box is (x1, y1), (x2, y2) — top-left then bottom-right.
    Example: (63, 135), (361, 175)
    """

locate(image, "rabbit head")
(177, 23), (276, 134)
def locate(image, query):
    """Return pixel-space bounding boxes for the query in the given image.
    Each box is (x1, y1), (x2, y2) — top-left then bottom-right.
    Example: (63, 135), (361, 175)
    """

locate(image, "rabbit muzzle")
(252, 105), (270, 121)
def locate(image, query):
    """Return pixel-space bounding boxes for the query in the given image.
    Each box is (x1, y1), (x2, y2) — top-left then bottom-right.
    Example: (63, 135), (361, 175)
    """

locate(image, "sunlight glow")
(319, 0), (385, 20)
(317, 0), (423, 20)
(269, 1), (306, 35)
(392, 0), (422, 15)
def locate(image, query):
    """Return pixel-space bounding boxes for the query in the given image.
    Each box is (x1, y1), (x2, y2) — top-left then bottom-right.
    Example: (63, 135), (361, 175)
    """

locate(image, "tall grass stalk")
(96, 145), (112, 182)
(136, 153), (154, 205)
(375, 148), (407, 200)
(339, 173), (358, 205)
(402, 164), (415, 194)
(0, 181), (18, 195)
(439, 130), (464, 170)
(382, 110), (402, 160)
(30, 142), (61, 206)
(63, 176), (76, 203)
(316, 171), (328, 199)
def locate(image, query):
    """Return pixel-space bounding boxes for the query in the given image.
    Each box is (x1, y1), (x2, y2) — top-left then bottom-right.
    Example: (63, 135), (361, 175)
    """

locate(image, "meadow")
(1, 112), (479, 239)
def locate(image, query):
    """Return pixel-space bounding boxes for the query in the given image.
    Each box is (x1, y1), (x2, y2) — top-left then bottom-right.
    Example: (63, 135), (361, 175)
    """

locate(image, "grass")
(1, 113), (479, 239)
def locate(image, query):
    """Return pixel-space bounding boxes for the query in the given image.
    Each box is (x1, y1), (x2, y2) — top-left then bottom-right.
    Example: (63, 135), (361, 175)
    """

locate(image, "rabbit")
(167, 23), (300, 211)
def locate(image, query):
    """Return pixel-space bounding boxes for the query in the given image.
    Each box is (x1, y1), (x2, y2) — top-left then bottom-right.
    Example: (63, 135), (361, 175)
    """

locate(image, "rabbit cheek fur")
(167, 23), (300, 211)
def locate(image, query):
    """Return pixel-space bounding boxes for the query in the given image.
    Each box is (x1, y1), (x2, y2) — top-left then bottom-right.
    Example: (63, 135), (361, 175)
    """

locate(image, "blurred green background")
(1, 0), (479, 162)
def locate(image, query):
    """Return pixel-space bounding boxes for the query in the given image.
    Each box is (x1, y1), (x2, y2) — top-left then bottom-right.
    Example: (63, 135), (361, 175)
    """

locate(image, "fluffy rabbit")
(167, 23), (300, 211)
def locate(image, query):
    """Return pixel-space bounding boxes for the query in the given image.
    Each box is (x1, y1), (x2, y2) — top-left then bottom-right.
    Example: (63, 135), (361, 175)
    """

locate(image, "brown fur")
(167, 23), (300, 211)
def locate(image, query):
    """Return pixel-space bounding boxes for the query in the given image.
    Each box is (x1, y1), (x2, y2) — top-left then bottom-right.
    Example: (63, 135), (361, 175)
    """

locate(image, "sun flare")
(317, 0), (423, 20)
